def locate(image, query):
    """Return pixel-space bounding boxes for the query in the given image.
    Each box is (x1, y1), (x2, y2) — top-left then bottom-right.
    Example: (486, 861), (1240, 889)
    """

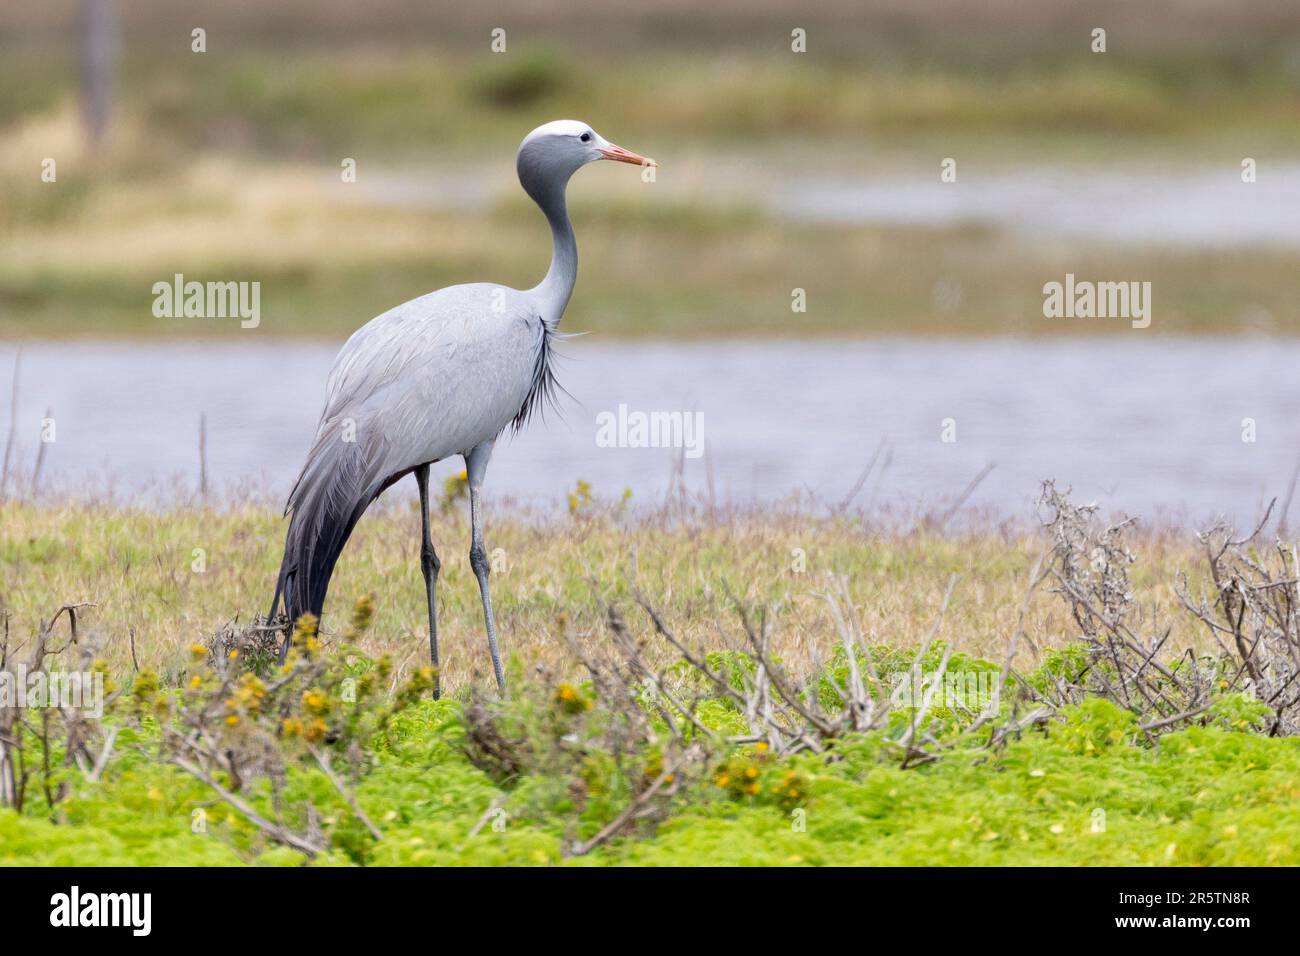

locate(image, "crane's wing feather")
(273, 285), (546, 623)
(290, 285), (544, 514)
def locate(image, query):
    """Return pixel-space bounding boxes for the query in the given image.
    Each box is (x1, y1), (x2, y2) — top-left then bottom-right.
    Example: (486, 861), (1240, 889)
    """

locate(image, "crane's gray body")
(274, 279), (556, 635)
(297, 283), (548, 505)
(271, 119), (647, 690)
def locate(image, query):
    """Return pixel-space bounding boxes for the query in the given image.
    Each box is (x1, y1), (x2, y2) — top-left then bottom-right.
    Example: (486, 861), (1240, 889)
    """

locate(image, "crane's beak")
(599, 143), (656, 167)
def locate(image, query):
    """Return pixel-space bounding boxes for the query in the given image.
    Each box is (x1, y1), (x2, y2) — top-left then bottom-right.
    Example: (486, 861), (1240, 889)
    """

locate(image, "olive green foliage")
(4, 636), (1298, 867)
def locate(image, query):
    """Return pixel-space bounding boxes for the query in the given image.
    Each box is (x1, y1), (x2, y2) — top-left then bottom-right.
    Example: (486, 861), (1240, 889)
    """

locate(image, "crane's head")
(517, 120), (655, 204)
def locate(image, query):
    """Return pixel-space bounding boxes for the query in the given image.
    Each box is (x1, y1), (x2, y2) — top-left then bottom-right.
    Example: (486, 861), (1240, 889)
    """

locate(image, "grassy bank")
(3, 695), (1297, 866)
(4, 497), (1298, 865)
(3, 43), (1300, 340)
(5, 141), (1299, 340)
(1, 497), (1203, 688)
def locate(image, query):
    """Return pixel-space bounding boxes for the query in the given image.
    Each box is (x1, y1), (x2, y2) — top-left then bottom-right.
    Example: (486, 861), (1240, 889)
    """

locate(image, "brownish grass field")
(1, 494), (1223, 693)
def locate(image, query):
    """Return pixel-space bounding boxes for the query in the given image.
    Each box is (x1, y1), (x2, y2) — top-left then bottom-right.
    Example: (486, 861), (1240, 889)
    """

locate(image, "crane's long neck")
(529, 180), (577, 325)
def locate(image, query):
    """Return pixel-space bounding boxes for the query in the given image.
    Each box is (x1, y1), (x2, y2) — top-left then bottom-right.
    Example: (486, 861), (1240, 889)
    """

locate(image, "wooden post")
(80, 0), (116, 145)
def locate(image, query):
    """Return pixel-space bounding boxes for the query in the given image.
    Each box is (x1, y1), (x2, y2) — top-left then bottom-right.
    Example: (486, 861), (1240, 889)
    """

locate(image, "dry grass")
(0, 495), (1217, 695)
(5, 100), (1300, 341)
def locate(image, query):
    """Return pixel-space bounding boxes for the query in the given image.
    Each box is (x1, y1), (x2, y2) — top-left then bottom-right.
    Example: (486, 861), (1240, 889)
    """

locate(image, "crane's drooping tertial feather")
(270, 120), (655, 690)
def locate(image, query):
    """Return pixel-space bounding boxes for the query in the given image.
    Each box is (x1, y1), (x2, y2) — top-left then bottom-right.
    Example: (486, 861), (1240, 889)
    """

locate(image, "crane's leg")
(465, 442), (504, 691)
(414, 464), (442, 700)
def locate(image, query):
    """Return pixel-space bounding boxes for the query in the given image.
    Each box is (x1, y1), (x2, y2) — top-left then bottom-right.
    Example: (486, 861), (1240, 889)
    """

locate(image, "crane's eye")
(579, 132), (592, 143)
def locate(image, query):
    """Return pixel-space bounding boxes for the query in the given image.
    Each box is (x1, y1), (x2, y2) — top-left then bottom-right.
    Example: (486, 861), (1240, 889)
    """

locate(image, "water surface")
(4, 338), (1297, 528)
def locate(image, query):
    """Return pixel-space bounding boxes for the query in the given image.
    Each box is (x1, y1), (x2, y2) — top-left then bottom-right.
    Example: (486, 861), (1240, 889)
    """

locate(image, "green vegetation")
(3, 496), (1297, 865)
(3, 646), (1296, 866)
(0, 498), (1198, 684)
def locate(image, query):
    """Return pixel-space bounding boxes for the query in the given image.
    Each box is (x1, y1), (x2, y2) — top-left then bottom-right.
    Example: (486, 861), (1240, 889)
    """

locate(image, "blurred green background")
(2, 0), (1299, 339)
